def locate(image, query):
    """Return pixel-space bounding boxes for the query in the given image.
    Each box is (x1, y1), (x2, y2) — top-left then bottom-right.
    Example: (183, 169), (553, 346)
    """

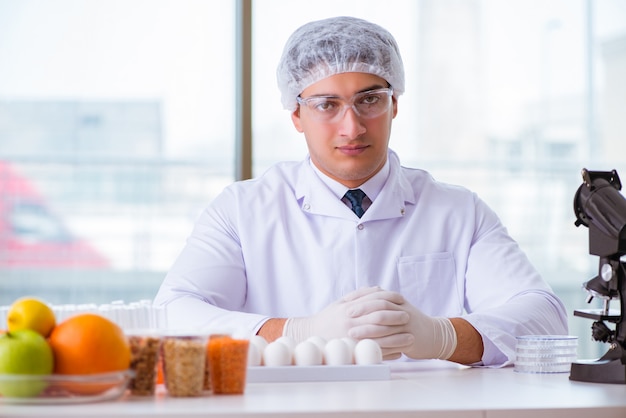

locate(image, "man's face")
(291, 72), (398, 189)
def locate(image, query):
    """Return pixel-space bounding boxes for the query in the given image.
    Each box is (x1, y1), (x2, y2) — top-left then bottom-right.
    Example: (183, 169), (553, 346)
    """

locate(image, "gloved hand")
(348, 292), (457, 360)
(282, 286), (408, 343)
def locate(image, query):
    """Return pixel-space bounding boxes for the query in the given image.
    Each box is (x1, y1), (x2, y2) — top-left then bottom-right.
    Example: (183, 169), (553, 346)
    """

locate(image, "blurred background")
(1, 0), (625, 358)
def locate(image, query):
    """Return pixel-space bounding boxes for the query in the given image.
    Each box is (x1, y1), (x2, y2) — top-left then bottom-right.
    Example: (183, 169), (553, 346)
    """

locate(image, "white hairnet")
(276, 16), (405, 111)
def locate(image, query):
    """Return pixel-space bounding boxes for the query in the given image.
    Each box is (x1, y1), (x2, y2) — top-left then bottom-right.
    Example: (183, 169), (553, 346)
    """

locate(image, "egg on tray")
(249, 336), (382, 367)
(262, 341), (292, 367)
(294, 341), (323, 366)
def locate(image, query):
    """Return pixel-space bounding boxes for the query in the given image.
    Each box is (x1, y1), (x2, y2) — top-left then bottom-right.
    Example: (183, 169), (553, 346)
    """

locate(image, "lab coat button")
(303, 203), (311, 211)
(357, 224), (364, 230)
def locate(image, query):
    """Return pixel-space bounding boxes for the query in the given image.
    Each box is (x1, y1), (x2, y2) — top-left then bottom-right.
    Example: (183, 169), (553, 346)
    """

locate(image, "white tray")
(246, 364), (391, 383)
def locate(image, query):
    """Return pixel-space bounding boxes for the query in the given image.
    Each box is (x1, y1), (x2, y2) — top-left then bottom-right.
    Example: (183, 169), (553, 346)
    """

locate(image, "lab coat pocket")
(397, 252), (462, 317)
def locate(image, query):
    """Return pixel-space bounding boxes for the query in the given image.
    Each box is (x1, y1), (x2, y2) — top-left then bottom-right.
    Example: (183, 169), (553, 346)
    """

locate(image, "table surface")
(1, 361), (626, 418)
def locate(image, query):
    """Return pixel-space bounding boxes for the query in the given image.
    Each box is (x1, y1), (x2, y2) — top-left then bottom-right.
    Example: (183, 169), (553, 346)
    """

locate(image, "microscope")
(570, 168), (626, 384)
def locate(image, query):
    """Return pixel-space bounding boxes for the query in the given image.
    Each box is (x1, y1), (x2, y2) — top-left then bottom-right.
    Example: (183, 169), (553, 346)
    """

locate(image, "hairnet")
(276, 16), (405, 111)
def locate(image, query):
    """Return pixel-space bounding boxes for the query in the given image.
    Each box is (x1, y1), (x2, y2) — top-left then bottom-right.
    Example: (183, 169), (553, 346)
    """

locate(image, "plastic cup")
(126, 329), (162, 396)
(161, 333), (208, 397)
(207, 335), (249, 394)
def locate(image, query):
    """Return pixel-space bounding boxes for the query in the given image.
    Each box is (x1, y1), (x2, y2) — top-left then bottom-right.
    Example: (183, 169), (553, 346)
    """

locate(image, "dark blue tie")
(344, 189), (367, 218)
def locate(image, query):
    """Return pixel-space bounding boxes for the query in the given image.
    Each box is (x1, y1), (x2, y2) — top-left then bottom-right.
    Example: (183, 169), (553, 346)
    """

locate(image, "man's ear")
(291, 108), (304, 133)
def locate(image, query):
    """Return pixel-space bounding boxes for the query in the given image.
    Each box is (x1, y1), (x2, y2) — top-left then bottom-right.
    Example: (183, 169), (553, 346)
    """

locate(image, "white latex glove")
(348, 292), (457, 360)
(283, 286), (408, 343)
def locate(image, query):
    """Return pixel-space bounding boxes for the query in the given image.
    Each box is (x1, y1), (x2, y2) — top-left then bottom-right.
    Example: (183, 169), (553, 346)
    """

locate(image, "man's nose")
(337, 105), (366, 138)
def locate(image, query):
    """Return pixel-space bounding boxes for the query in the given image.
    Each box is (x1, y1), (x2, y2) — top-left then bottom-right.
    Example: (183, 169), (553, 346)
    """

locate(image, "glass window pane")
(0, 0), (236, 304)
(252, 0), (626, 359)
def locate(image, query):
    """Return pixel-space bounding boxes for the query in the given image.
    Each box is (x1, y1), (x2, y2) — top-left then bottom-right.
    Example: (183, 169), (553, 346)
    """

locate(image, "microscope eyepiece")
(573, 169), (626, 257)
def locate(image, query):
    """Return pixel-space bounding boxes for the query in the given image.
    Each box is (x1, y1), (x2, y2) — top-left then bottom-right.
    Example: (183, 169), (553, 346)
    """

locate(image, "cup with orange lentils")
(205, 334), (250, 395)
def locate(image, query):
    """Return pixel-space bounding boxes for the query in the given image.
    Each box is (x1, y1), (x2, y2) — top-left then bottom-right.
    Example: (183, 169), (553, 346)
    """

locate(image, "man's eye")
(359, 94), (381, 105)
(313, 100), (338, 112)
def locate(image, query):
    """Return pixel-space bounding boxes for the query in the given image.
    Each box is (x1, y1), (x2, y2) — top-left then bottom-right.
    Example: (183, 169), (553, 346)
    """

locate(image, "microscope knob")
(600, 263), (614, 282)
(591, 321), (614, 343)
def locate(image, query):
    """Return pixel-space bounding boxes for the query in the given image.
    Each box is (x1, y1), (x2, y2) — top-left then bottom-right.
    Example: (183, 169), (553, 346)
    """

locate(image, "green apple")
(0, 329), (54, 398)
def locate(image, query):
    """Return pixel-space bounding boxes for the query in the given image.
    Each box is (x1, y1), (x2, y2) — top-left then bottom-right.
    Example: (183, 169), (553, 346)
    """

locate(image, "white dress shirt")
(154, 150), (568, 366)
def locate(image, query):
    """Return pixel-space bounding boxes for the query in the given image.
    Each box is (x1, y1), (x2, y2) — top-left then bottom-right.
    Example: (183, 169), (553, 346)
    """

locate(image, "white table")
(1, 361), (626, 417)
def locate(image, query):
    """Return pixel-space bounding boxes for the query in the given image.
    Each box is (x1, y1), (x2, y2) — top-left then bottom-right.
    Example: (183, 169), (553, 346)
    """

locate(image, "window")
(1, 0), (625, 358)
(251, 0), (626, 359)
(0, 0), (236, 299)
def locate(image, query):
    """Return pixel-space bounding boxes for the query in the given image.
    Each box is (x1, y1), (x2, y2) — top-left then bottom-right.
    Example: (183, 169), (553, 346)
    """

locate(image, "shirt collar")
(309, 157), (390, 201)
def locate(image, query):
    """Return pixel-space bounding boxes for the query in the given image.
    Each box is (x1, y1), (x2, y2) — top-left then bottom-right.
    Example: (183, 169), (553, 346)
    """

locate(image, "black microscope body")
(570, 168), (626, 384)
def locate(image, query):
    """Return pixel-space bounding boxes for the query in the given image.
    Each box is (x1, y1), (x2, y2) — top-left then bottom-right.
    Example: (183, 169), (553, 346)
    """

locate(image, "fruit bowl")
(0, 370), (133, 404)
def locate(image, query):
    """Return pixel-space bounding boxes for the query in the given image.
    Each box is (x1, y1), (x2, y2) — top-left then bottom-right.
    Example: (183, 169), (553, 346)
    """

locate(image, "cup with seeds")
(207, 334), (250, 394)
(161, 331), (209, 397)
(125, 329), (162, 396)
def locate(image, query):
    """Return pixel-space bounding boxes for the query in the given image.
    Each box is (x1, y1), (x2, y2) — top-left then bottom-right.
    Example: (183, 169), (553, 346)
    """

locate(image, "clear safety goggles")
(296, 87), (393, 123)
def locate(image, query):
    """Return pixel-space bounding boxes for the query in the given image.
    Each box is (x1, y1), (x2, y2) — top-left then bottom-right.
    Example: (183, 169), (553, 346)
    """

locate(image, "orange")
(48, 313), (130, 395)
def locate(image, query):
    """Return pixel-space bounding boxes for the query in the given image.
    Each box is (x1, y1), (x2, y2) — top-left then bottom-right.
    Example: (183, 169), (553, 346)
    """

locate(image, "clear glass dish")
(514, 361), (573, 373)
(0, 370), (132, 404)
(514, 335), (578, 374)
(515, 335), (578, 347)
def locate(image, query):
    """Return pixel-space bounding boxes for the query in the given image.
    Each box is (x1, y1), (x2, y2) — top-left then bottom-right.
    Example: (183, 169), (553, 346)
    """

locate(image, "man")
(154, 16), (568, 366)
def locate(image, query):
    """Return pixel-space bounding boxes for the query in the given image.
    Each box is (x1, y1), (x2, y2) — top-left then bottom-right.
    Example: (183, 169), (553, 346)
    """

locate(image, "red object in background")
(0, 161), (109, 268)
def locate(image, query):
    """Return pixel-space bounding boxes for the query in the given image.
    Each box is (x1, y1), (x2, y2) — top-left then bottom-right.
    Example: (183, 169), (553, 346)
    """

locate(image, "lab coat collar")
(295, 150), (415, 221)
(308, 157), (389, 202)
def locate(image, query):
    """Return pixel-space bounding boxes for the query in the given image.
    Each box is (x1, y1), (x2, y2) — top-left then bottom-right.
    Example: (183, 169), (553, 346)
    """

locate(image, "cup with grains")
(125, 329), (162, 396)
(160, 331), (210, 397)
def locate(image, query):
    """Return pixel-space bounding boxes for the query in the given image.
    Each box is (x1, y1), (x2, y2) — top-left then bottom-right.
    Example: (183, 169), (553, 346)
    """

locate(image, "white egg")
(247, 342), (263, 366)
(354, 339), (383, 365)
(250, 335), (269, 352)
(263, 341), (292, 367)
(294, 341), (323, 366)
(306, 336), (327, 353)
(324, 338), (352, 365)
(275, 336), (296, 356)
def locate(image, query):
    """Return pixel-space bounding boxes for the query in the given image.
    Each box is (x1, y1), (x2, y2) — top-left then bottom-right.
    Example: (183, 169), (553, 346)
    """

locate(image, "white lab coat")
(154, 150), (568, 366)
